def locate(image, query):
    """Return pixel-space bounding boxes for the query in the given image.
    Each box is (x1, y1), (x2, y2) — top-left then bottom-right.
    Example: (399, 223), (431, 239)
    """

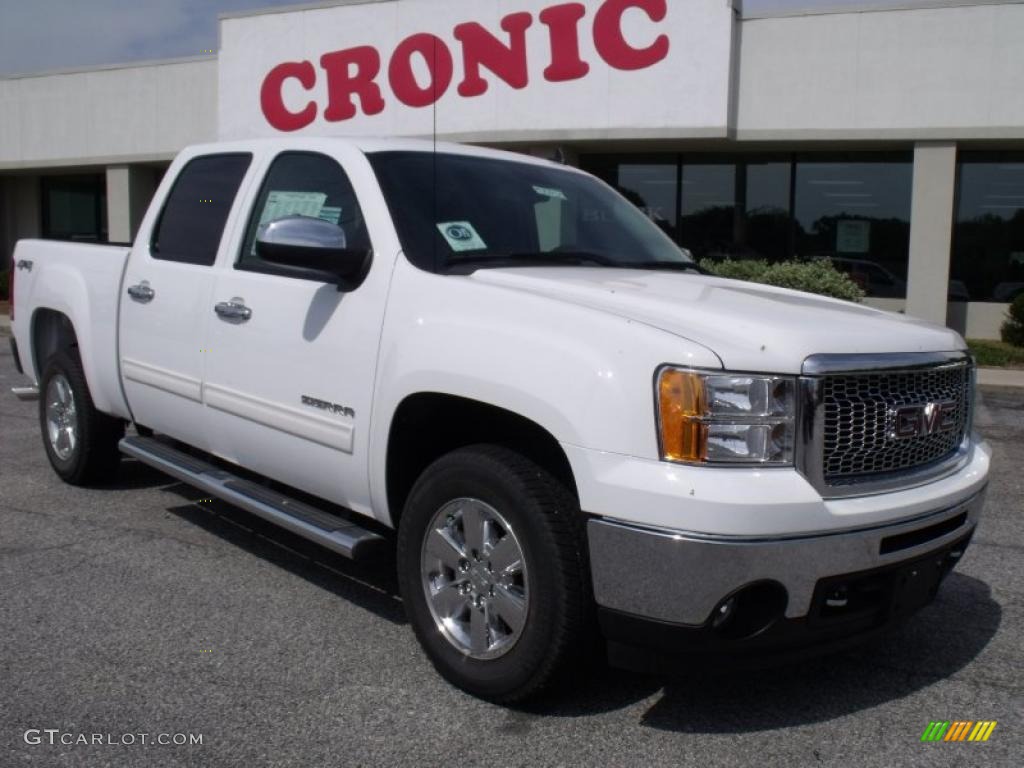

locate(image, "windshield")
(368, 151), (693, 273)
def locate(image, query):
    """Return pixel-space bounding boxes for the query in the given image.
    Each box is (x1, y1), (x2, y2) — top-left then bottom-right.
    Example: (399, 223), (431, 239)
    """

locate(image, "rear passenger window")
(238, 151), (370, 273)
(151, 153), (251, 266)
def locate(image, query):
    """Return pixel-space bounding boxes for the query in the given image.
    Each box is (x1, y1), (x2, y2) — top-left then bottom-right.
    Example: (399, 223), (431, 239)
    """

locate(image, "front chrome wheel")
(45, 373), (79, 461)
(420, 498), (529, 660)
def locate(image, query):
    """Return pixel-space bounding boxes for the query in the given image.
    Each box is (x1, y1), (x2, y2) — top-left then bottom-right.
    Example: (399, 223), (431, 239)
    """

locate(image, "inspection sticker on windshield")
(533, 185), (568, 201)
(437, 221), (487, 252)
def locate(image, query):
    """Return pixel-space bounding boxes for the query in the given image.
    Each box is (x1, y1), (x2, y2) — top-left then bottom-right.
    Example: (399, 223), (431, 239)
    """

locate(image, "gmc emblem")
(890, 401), (958, 440)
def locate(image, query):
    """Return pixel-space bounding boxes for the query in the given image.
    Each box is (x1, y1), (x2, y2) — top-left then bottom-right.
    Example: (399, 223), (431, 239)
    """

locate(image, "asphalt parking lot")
(1, 341), (1022, 768)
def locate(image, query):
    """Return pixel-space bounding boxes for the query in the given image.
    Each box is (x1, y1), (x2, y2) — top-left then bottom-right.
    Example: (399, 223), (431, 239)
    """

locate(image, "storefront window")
(41, 174), (107, 242)
(744, 161), (792, 263)
(581, 152), (912, 298)
(951, 153), (1024, 303)
(793, 156), (912, 299)
(680, 163), (735, 259)
(586, 156), (679, 243)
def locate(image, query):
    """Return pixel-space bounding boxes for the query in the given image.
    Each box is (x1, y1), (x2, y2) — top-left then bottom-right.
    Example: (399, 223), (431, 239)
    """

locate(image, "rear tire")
(397, 444), (590, 703)
(39, 350), (123, 485)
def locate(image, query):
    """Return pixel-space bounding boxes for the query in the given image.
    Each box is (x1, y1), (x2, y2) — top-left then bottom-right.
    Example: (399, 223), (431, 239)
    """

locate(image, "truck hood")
(470, 267), (965, 374)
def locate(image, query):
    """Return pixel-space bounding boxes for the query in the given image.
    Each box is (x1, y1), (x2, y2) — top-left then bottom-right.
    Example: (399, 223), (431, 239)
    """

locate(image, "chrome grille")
(821, 363), (971, 484)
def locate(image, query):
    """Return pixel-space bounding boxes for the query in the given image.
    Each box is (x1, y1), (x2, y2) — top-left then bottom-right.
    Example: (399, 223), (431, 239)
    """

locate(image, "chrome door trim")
(121, 358), (203, 402)
(126, 281), (155, 302)
(214, 300), (252, 321)
(202, 382), (354, 453)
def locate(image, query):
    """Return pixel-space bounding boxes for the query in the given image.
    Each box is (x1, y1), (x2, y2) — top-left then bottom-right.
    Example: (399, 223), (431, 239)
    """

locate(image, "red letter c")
(593, 0), (669, 71)
(260, 61), (317, 132)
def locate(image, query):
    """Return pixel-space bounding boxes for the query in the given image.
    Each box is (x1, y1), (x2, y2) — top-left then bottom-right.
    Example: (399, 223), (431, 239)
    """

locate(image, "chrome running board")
(11, 385), (39, 401)
(119, 435), (386, 560)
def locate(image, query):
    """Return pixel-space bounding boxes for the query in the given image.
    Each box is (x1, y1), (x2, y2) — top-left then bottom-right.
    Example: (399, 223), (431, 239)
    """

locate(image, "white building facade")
(2, 0), (1024, 337)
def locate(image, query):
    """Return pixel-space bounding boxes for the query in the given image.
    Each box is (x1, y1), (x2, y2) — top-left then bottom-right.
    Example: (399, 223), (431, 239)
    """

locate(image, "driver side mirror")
(255, 215), (371, 291)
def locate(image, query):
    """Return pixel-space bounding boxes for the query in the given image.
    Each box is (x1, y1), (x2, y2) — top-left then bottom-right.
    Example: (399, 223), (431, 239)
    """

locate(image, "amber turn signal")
(658, 369), (707, 462)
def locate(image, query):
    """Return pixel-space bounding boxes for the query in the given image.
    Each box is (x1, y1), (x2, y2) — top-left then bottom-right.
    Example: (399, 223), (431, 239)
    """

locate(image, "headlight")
(657, 368), (796, 465)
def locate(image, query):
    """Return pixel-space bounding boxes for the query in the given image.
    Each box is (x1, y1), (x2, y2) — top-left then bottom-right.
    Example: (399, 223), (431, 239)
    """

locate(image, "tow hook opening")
(710, 581), (788, 640)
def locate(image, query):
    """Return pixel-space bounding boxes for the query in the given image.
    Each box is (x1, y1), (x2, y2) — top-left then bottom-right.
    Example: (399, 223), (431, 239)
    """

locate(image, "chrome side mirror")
(255, 215), (370, 291)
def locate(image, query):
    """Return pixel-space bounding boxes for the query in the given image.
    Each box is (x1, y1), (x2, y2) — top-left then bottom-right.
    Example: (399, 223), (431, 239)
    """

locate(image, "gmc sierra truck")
(8, 138), (990, 702)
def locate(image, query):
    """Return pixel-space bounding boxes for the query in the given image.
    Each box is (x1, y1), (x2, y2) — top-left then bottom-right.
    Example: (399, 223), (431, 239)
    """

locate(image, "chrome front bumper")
(588, 487), (986, 627)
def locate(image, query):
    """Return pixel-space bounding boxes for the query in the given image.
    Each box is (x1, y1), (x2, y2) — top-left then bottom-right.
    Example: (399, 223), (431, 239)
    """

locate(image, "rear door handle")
(126, 282), (155, 302)
(214, 299), (252, 322)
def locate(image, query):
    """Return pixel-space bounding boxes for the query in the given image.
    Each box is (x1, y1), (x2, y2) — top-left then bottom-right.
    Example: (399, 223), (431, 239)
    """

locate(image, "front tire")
(39, 350), (123, 485)
(397, 445), (590, 703)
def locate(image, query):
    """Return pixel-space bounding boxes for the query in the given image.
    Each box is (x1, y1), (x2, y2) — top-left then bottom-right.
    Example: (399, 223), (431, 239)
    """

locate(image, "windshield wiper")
(445, 251), (709, 273)
(630, 261), (710, 275)
(447, 251), (618, 269)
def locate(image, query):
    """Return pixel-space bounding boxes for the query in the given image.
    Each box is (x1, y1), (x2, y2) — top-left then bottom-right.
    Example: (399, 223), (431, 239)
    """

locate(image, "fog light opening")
(711, 597), (736, 629)
(825, 586), (849, 608)
(710, 581), (788, 641)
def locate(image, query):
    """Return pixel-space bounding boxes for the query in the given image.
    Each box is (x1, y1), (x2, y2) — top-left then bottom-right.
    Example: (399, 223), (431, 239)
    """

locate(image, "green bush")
(968, 339), (1024, 367)
(1001, 294), (1024, 347)
(699, 258), (866, 303)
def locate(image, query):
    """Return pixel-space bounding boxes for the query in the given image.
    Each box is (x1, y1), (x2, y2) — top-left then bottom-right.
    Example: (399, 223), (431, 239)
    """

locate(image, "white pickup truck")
(9, 138), (990, 702)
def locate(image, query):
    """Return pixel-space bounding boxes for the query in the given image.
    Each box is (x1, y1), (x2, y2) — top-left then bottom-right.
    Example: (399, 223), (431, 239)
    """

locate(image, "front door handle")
(214, 299), (252, 322)
(126, 282), (155, 302)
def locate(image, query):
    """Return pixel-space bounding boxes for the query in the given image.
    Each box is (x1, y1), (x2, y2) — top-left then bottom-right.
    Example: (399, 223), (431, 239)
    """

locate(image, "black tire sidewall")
(397, 447), (580, 701)
(38, 350), (120, 484)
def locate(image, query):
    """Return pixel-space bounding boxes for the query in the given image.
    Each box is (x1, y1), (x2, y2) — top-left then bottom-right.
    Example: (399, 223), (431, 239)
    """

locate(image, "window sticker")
(257, 190), (328, 229)
(533, 185), (568, 201)
(437, 221), (488, 252)
(836, 220), (870, 254)
(318, 206), (342, 225)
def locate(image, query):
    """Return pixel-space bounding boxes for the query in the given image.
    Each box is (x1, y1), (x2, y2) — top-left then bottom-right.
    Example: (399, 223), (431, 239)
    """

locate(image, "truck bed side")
(12, 239), (132, 419)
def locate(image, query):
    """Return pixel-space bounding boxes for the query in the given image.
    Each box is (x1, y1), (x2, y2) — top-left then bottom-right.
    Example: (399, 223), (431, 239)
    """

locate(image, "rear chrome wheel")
(38, 350), (123, 486)
(421, 498), (529, 660)
(45, 373), (79, 461)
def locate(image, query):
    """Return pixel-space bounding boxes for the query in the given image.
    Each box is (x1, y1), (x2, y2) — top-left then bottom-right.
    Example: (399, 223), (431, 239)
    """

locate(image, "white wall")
(736, 2), (1024, 139)
(0, 59), (217, 170)
(218, 0), (735, 142)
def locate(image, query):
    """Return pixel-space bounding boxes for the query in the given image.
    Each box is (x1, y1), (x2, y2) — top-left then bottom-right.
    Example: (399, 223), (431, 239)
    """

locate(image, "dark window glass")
(585, 156), (679, 242)
(151, 154), (251, 266)
(582, 155), (795, 263)
(794, 156), (912, 298)
(951, 153), (1024, 303)
(369, 151), (690, 273)
(41, 175), (106, 242)
(681, 163), (736, 259)
(239, 151), (370, 273)
(618, 163), (680, 242)
(743, 161), (792, 262)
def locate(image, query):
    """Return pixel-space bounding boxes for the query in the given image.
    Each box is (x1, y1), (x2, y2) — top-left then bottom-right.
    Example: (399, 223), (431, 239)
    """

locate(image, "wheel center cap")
(469, 565), (491, 594)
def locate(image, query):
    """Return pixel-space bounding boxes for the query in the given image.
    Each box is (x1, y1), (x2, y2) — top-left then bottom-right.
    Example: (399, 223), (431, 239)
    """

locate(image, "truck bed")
(11, 239), (132, 418)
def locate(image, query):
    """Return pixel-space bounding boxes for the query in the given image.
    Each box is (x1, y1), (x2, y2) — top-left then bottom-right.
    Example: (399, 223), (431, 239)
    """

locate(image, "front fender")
(367, 260), (721, 519)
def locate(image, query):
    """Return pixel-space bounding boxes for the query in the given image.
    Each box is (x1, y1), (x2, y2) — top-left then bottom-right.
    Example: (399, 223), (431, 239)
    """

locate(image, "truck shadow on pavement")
(128, 468), (1001, 730)
(537, 572), (1002, 731)
(160, 482), (407, 627)
(95, 457), (183, 491)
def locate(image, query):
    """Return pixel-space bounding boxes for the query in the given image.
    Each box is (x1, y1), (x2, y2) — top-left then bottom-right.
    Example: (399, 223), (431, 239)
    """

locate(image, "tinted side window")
(239, 152), (370, 272)
(152, 154), (252, 266)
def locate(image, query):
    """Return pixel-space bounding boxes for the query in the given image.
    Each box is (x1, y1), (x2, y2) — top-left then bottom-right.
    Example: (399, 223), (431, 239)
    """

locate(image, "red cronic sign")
(260, 0), (670, 131)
